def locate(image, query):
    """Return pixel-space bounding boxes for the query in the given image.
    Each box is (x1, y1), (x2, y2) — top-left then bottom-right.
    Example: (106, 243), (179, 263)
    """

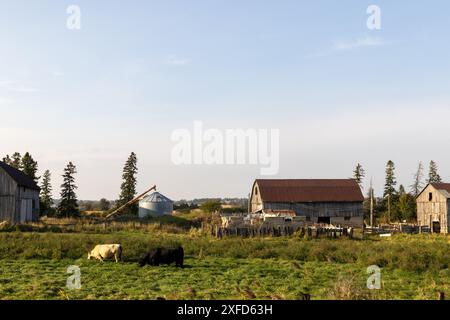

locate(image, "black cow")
(139, 246), (184, 268)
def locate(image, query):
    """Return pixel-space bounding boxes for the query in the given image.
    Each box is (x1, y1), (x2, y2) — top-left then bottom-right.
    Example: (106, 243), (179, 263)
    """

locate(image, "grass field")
(0, 223), (449, 300)
(1, 256), (449, 300)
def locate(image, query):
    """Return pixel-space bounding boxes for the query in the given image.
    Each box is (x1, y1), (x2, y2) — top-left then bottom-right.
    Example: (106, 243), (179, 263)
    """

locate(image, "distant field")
(0, 227), (449, 300)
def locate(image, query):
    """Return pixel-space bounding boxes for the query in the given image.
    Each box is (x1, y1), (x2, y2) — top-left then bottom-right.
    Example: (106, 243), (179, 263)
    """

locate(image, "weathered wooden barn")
(416, 183), (450, 234)
(0, 161), (40, 223)
(250, 179), (364, 228)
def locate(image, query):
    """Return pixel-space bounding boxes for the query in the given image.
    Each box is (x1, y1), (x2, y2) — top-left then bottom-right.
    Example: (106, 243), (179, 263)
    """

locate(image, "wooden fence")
(364, 224), (431, 235)
(212, 225), (354, 239)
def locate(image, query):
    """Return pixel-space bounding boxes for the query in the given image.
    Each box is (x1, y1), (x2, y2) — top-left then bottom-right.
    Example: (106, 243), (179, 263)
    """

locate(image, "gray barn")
(0, 161), (40, 223)
(250, 179), (364, 228)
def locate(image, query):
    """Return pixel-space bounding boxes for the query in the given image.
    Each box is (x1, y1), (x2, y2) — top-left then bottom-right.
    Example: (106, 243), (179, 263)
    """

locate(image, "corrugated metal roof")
(140, 191), (173, 203)
(0, 161), (40, 191)
(255, 179), (364, 203)
(431, 183), (450, 198)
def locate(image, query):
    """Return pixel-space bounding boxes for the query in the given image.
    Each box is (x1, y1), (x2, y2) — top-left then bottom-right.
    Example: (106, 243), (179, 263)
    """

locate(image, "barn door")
(432, 221), (441, 233)
(20, 199), (32, 223)
(20, 200), (27, 223)
(27, 200), (33, 221)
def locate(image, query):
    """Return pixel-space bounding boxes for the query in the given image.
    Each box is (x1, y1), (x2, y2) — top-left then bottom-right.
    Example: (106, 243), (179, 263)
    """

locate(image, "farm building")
(250, 179), (364, 227)
(139, 191), (173, 218)
(416, 183), (450, 234)
(0, 161), (40, 223)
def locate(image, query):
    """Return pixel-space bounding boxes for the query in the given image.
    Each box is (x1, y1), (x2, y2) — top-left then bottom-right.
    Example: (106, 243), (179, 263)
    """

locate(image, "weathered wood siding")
(262, 201), (363, 218)
(0, 168), (18, 222)
(17, 186), (40, 222)
(250, 182), (263, 213)
(0, 168), (40, 223)
(417, 184), (449, 234)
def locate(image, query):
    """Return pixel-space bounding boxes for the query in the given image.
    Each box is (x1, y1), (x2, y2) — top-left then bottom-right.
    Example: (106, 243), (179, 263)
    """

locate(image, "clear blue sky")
(1, 1), (450, 200)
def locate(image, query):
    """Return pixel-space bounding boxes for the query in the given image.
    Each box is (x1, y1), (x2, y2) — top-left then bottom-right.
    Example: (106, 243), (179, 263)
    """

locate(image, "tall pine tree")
(2, 154), (12, 165)
(428, 160), (442, 183)
(117, 152), (138, 215)
(410, 161), (424, 196)
(21, 152), (39, 183)
(383, 160), (397, 223)
(57, 162), (79, 217)
(40, 170), (54, 216)
(353, 163), (365, 188)
(11, 152), (22, 169)
(384, 160), (397, 198)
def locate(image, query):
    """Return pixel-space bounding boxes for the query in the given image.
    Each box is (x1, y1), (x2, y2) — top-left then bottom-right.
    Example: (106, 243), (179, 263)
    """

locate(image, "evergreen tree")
(383, 160), (397, 198)
(11, 152), (22, 169)
(40, 170), (54, 216)
(21, 152), (39, 183)
(57, 162), (79, 217)
(395, 185), (416, 222)
(117, 152), (138, 215)
(428, 160), (442, 183)
(383, 160), (397, 223)
(353, 163), (365, 188)
(2, 154), (12, 165)
(410, 161), (424, 197)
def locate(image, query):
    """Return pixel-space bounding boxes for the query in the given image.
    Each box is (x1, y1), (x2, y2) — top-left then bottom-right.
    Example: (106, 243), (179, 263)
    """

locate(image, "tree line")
(353, 160), (443, 223)
(2, 152), (445, 222)
(2, 152), (139, 217)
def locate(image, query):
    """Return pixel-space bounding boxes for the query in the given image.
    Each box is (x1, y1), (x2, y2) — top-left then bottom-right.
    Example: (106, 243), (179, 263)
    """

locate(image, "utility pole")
(387, 193), (391, 224)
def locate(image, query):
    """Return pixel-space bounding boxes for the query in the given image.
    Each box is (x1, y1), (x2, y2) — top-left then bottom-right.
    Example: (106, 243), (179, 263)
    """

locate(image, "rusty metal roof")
(431, 183), (450, 197)
(255, 179), (364, 203)
(0, 161), (40, 191)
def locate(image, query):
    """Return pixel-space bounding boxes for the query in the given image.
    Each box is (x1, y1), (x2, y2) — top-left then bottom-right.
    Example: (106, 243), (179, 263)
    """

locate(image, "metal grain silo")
(138, 191), (173, 218)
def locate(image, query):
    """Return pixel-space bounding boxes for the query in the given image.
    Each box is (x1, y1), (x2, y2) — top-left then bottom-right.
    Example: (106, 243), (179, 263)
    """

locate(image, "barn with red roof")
(250, 179), (364, 228)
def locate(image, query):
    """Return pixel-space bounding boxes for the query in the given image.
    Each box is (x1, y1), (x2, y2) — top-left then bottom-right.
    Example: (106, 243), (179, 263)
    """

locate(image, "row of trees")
(2, 152), (139, 217)
(3, 151), (445, 222)
(353, 160), (444, 223)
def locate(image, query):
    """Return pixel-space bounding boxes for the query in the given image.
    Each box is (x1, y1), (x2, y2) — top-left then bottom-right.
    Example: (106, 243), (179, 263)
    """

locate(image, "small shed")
(138, 191), (173, 218)
(0, 161), (40, 223)
(416, 183), (450, 234)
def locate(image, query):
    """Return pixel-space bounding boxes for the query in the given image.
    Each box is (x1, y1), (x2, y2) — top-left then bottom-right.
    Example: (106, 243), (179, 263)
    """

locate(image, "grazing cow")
(88, 244), (122, 262)
(139, 246), (184, 268)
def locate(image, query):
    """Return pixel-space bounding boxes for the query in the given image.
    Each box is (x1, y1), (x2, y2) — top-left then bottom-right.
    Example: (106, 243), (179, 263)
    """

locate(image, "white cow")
(88, 244), (122, 262)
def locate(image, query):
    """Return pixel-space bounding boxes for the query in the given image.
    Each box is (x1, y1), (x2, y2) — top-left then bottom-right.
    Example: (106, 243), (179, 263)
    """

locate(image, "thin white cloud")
(307, 36), (385, 58)
(52, 71), (64, 77)
(0, 80), (40, 93)
(332, 36), (384, 51)
(166, 55), (190, 66)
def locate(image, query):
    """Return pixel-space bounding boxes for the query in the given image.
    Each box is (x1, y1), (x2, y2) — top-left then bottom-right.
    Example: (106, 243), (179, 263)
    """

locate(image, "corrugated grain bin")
(138, 192), (173, 218)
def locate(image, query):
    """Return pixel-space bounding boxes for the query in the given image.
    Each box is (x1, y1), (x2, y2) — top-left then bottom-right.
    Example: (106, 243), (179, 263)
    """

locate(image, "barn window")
(255, 187), (258, 195)
(344, 216), (351, 221)
(317, 217), (330, 224)
(429, 193), (433, 201)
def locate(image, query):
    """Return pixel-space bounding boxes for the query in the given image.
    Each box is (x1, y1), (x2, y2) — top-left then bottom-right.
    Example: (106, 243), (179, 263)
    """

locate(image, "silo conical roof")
(140, 192), (173, 203)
